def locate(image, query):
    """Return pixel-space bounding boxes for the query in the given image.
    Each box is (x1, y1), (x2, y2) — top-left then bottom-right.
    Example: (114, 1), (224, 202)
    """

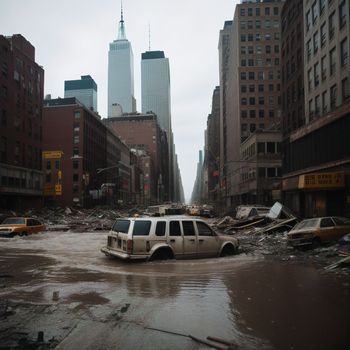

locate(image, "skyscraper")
(141, 51), (171, 135)
(108, 5), (136, 116)
(64, 75), (97, 111)
(141, 50), (175, 200)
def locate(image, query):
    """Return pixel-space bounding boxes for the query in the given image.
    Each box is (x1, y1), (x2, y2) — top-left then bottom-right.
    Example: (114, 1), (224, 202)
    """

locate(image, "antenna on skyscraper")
(148, 22), (151, 51)
(121, 0), (124, 22)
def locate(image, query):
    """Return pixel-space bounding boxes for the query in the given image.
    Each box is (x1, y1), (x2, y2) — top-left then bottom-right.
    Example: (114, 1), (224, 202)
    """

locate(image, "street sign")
(55, 184), (62, 195)
(43, 151), (63, 159)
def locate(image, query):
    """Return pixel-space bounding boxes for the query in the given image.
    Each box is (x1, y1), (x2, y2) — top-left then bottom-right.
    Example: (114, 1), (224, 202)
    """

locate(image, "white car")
(101, 216), (239, 261)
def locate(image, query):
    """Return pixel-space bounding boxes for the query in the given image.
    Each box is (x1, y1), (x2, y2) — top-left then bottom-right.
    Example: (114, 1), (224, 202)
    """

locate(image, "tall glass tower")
(141, 51), (171, 135)
(108, 5), (136, 116)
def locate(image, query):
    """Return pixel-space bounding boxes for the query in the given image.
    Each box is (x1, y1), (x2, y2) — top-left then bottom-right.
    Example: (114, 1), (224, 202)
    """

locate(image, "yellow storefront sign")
(43, 151), (63, 159)
(55, 184), (62, 195)
(298, 172), (344, 189)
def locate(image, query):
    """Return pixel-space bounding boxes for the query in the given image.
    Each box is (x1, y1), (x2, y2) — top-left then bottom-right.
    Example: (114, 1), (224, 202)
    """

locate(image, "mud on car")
(101, 216), (239, 261)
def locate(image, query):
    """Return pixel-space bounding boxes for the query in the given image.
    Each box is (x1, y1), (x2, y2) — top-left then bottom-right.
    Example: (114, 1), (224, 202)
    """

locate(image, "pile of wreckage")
(213, 202), (298, 235)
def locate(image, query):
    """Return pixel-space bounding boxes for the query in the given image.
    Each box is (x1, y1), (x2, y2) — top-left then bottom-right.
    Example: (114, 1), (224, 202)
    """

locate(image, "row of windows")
(240, 70), (280, 81)
(241, 167), (282, 182)
(242, 142), (281, 159)
(240, 6), (279, 17)
(241, 58), (280, 67)
(241, 110), (276, 119)
(241, 33), (279, 42)
(240, 19), (280, 30)
(241, 96), (281, 106)
(306, 0), (347, 33)
(241, 123), (264, 134)
(242, 45), (279, 55)
(308, 78), (350, 120)
(307, 39), (348, 92)
(241, 83), (281, 93)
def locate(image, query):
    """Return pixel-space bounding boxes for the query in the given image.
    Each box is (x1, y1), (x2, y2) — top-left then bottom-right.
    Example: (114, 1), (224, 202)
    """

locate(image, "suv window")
(182, 221), (195, 236)
(155, 221), (166, 236)
(170, 221), (181, 236)
(27, 219), (36, 226)
(133, 221), (151, 236)
(320, 218), (335, 228)
(112, 220), (130, 233)
(197, 222), (214, 236)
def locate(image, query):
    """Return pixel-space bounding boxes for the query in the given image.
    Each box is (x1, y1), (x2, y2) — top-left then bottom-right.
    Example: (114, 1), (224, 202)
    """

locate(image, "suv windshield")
(294, 219), (319, 230)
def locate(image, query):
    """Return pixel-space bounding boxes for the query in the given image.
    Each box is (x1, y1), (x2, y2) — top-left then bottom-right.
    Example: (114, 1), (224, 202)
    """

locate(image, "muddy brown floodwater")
(0, 231), (349, 350)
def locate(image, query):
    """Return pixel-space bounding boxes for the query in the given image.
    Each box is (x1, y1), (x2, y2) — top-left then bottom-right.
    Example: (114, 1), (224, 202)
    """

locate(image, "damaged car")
(101, 216), (239, 261)
(287, 216), (350, 248)
(0, 217), (46, 237)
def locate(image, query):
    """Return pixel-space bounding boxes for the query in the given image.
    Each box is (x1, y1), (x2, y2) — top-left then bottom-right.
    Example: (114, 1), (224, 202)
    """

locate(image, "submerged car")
(101, 216), (239, 261)
(287, 216), (350, 248)
(0, 217), (46, 237)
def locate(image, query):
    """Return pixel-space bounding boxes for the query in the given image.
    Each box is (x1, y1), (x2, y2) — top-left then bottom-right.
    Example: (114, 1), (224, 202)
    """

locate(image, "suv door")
(132, 220), (152, 255)
(167, 220), (184, 257)
(181, 220), (197, 258)
(195, 221), (220, 258)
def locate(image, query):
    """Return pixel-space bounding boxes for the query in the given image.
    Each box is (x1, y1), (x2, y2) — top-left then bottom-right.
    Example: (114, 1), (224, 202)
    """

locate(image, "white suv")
(101, 216), (239, 261)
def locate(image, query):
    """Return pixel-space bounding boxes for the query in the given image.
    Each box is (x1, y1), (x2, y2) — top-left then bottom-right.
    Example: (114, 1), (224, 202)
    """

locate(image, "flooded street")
(0, 231), (349, 350)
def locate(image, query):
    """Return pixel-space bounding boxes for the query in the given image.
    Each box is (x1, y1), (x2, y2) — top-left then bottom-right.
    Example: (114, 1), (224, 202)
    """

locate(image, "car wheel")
(150, 249), (173, 261)
(312, 237), (321, 249)
(220, 244), (236, 257)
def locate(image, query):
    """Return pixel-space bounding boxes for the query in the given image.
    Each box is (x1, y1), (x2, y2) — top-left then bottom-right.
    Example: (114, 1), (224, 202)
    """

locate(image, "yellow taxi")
(0, 217), (46, 237)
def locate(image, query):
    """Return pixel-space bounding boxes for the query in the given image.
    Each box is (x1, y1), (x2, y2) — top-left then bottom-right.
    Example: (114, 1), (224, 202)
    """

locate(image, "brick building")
(0, 34), (44, 210)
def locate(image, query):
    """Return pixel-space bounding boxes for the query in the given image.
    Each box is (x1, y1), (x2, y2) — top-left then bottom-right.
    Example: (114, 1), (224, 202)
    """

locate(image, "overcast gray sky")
(1, 0), (239, 202)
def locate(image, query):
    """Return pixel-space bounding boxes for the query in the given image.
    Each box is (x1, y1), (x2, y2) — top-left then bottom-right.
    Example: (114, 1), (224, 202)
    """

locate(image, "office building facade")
(64, 75), (97, 112)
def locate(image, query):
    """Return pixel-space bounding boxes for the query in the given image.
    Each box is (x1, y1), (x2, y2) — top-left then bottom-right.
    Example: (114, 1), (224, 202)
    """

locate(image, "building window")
(320, 22), (326, 47)
(306, 40), (312, 61)
(342, 78), (349, 101)
(241, 34), (246, 42)
(340, 38), (348, 67)
(312, 1), (318, 23)
(269, 96), (274, 105)
(339, 0), (347, 29)
(330, 84), (337, 109)
(240, 20), (246, 29)
(258, 71), (264, 80)
(249, 97), (256, 105)
(241, 46), (246, 54)
(46, 160), (51, 170)
(258, 84), (264, 92)
(73, 160), (79, 169)
(315, 95), (320, 116)
(73, 173), (79, 182)
(273, 7), (279, 15)
(0, 137), (7, 163)
(329, 47), (336, 75)
(306, 10), (312, 31)
(241, 72), (247, 80)
(241, 59), (247, 66)
(329, 11), (335, 40)
(74, 135), (79, 144)
(268, 71), (274, 80)
(314, 62), (320, 87)
(248, 46), (254, 54)
(46, 173), (51, 183)
(322, 90), (327, 112)
(241, 98), (247, 105)
(265, 7), (270, 16)
(259, 97), (264, 105)
(269, 110), (274, 118)
(269, 84), (274, 92)
(241, 110), (248, 118)
(241, 123), (247, 132)
(256, 33), (261, 41)
(249, 84), (255, 92)
(240, 8), (245, 16)
(74, 111), (80, 120)
(319, 0), (326, 14)
(256, 7), (260, 16)
(265, 45), (271, 54)
(248, 34), (254, 42)
(321, 55), (327, 80)
(248, 59), (254, 66)
(248, 8), (253, 16)
(265, 20), (271, 29)
(248, 20), (253, 29)
(249, 110), (256, 118)
(241, 85), (247, 93)
(259, 110), (264, 118)
(313, 31), (319, 53)
(248, 72), (255, 80)
(256, 20), (261, 29)
(249, 124), (256, 133)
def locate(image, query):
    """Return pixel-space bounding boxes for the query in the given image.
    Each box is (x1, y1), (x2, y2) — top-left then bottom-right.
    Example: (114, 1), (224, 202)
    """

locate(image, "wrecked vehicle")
(101, 216), (239, 261)
(0, 217), (46, 237)
(235, 205), (270, 220)
(287, 216), (350, 248)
